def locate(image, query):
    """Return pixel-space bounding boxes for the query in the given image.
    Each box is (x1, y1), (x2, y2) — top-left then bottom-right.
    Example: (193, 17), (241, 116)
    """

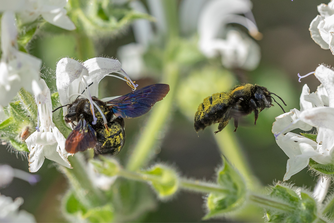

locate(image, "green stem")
(60, 155), (106, 208)
(213, 125), (261, 190)
(161, 0), (179, 39)
(126, 63), (179, 171)
(119, 169), (229, 194)
(74, 32), (96, 61)
(249, 194), (294, 212)
(180, 178), (229, 194)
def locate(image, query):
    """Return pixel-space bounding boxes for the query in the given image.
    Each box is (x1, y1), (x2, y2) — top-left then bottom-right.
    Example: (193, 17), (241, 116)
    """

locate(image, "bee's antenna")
(52, 104), (70, 113)
(270, 92), (287, 106)
(271, 96), (285, 113)
(75, 82), (94, 100)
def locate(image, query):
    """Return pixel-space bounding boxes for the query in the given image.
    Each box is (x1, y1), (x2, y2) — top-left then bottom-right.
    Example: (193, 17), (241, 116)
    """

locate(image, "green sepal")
(17, 88), (37, 121)
(266, 184), (317, 223)
(90, 156), (120, 177)
(63, 190), (114, 223)
(8, 101), (30, 123)
(309, 159), (334, 175)
(9, 138), (29, 152)
(51, 92), (72, 137)
(300, 133), (317, 142)
(140, 164), (179, 199)
(108, 179), (157, 222)
(0, 117), (29, 152)
(203, 157), (246, 220)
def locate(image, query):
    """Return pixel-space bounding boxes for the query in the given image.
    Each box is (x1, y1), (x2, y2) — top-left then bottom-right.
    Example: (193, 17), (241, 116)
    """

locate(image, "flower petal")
(284, 156), (310, 181)
(299, 107), (334, 131)
(309, 15), (329, 49)
(272, 109), (312, 134)
(56, 58), (88, 106)
(28, 146), (45, 173)
(314, 65), (334, 107)
(276, 133), (317, 159)
(41, 9), (75, 30)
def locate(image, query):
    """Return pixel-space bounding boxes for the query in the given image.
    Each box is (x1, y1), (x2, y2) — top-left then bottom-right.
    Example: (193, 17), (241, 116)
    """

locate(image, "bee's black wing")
(65, 118), (97, 154)
(107, 84), (169, 118)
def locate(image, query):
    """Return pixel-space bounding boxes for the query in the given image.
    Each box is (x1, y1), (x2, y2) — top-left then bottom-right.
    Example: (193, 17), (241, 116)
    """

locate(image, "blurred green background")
(0, 0), (331, 222)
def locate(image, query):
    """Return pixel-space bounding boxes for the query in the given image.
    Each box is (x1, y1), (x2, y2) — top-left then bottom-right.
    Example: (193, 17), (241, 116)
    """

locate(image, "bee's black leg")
(254, 109), (259, 125)
(233, 118), (239, 132)
(249, 99), (258, 125)
(215, 119), (230, 134)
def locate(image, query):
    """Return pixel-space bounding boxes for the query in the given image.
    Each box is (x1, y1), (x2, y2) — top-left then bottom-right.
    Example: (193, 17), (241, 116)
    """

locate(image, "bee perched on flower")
(56, 57), (169, 156)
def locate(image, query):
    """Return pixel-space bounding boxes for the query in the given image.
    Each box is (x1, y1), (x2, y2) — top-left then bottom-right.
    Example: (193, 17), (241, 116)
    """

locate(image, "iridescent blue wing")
(107, 84), (169, 118)
(65, 117), (97, 154)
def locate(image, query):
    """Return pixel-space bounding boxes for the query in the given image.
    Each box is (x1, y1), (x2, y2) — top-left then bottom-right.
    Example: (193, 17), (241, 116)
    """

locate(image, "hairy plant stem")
(60, 155), (106, 208)
(249, 194), (294, 212)
(118, 169), (229, 194)
(126, 0), (180, 171)
(213, 125), (261, 190)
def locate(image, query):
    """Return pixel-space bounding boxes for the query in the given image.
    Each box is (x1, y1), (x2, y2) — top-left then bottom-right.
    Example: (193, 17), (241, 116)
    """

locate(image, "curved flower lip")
(197, 0), (261, 70)
(309, 3), (334, 54)
(0, 0), (75, 30)
(0, 11), (42, 106)
(56, 57), (137, 108)
(26, 80), (71, 172)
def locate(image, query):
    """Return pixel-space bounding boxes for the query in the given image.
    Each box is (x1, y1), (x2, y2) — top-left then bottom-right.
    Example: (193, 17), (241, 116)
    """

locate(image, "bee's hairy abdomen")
(194, 92), (230, 132)
(95, 119), (125, 155)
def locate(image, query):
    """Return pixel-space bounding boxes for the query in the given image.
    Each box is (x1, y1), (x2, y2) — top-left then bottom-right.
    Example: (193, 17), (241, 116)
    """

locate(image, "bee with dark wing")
(194, 84), (286, 133)
(63, 84), (169, 155)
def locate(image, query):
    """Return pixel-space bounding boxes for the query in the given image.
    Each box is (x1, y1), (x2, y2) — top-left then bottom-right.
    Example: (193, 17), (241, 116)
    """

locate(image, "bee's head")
(254, 86), (272, 110)
(253, 85), (286, 112)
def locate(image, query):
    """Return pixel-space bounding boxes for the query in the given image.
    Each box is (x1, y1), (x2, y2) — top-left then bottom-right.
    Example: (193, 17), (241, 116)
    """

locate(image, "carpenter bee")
(62, 84), (169, 155)
(194, 84), (286, 133)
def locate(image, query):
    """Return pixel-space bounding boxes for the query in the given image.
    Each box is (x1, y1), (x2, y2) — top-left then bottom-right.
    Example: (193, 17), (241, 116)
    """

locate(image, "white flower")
(197, 0), (261, 70)
(0, 12), (42, 106)
(313, 176), (330, 203)
(0, 0), (75, 30)
(0, 164), (39, 187)
(0, 194), (36, 223)
(310, 1), (334, 54)
(273, 65), (334, 180)
(87, 163), (117, 191)
(25, 79), (71, 172)
(56, 57), (137, 115)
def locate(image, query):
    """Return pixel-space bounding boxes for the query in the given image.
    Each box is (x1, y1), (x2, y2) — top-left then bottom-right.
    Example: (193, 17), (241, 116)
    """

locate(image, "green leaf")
(141, 164), (179, 199)
(309, 159), (334, 175)
(17, 88), (37, 121)
(204, 157), (246, 219)
(83, 205), (114, 223)
(300, 133), (317, 142)
(266, 184), (317, 223)
(63, 190), (114, 223)
(109, 179), (157, 222)
(90, 156), (120, 176)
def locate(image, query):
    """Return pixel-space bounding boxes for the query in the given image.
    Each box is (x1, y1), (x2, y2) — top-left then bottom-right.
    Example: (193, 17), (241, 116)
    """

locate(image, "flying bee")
(60, 84), (169, 155)
(194, 84), (286, 133)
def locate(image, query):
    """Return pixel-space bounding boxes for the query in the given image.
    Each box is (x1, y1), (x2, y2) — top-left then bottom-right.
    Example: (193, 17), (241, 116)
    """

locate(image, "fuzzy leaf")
(83, 204), (114, 223)
(141, 164), (179, 199)
(108, 180), (156, 222)
(204, 157), (246, 219)
(309, 159), (334, 175)
(266, 184), (317, 223)
(90, 156), (120, 176)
